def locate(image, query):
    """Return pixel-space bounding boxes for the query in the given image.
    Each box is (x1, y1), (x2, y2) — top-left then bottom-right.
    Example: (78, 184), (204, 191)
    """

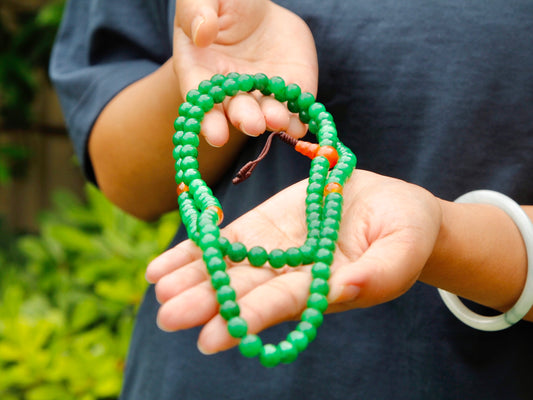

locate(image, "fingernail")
(156, 316), (172, 332)
(191, 16), (205, 46)
(329, 284), (360, 303)
(197, 342), (216, 355)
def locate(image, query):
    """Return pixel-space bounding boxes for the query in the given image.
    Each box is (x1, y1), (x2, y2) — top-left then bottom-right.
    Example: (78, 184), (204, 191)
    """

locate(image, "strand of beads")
(173, 72), (357, 367)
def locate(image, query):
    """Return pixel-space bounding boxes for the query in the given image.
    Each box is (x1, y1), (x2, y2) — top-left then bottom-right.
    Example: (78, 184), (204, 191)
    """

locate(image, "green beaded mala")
(173, 72), (357, 367)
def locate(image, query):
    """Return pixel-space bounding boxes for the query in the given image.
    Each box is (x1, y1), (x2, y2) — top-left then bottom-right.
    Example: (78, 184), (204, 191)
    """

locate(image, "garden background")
(0, 1), (180, 399)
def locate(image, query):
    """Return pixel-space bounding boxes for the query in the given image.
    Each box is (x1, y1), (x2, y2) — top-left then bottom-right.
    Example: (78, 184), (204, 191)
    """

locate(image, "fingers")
(145, 239), (201, 284)
(197, 270), (311, 354)
(156, 265), (279, 332)
(175, 0), (219, 47)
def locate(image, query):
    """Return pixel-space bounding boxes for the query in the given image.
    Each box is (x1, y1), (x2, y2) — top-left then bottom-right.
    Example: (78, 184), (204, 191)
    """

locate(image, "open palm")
(146, 170), (442, 354)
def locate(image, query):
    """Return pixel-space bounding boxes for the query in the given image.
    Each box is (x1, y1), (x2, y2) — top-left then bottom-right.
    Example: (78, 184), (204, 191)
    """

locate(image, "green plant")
(0, 184), (180, 400)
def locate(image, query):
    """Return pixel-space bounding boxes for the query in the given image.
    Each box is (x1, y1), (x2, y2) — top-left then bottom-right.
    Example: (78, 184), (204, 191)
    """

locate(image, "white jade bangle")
(438, 190), (533, 331)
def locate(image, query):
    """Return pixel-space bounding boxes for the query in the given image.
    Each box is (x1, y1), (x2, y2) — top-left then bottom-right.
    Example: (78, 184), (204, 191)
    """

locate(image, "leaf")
(70, 298), (100, 331)
(27, 384), (70, 400)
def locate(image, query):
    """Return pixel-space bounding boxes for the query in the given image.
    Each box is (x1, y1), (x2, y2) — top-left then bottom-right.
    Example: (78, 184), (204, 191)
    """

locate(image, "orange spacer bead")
(294, 140), (320, 159)
(207, 205), (224, 226)
(324, 182), (343, 196)
(177, 183), (189, 196)
(316, 145), (339, 168)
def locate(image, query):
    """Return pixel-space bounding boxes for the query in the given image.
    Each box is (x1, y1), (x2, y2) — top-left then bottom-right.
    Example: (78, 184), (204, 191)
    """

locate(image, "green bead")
(188, 105), (205, 120)
(308, 219), (321, 231)
(253, 73), (269, 92)
(318, 237), (336, 251)
(208, 85), (226, 103)
(239, 334), (263, 358)
(299, 243), (316, 265)
(260, 344), (281, 368)
(316, 111), (334, 123)
(237, 74), (254, 92)
(180, 144), (198, 158)
(180, 156), (199, 171)
(287, 330), (308, 352)
(279, 340), (298, 364)
(268, 76), (286, 102)
(306, 182), (323, 195)
(299, 109), (311, 124)
(198, 233), (218, 251)
(324, 207), (341, 221)
(210, 74), (226, 86)
(321, 138), (335, 147)
(287, 99), (300, 113)
(268, 248), (287, 269)
(227, 316), (248, 338)
(183, 169), (201, 185)
(307, 292), (329, 313)
(308, 102), (326, 119)
(172, 146), (181, 161)
(310, 278), (330, 296)
(308, 172), (324, 184)
(222, 78), (239, 96)
(322, 217), (340, 232)
(186, 89), (201, 103)
(180, 132), (200, 147)
(219, 300), (240, 320)
(306, 211), (321, 225)
(285, 83), (302, 101)
(218, 236), (230, 254)
(305, 193), (322, 206)
(297, 321), (317, 342)
(173, 130), (184, 146)
(198, 79), (214, 93)
(173, 116), (186, 131)
(297, 92), (315, 111)
(315, 248), (334, 265)
(205, 256), (226, 275)
(248, 246), (268, 267)
(308, 119), (319, 134)
(227, 242), (248, 263)
(184, 118), (201, 134)
(211, 270), (230, 289)
(321, 227), (338, 241)
(199, 222), (218, 237)
(226, 72), (240, 80)
(196, 94), (215, 112)
(216, 285), (236, 304)
(285, 247), (303, 267)
(301, 307), (324, 328)
(188, 178), (206, 193)
(178, 102), (193, 117)
(311, 262), (331, 280)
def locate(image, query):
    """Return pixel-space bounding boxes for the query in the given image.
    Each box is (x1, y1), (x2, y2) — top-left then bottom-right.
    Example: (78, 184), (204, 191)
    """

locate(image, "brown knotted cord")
(232, 131), (298, 184)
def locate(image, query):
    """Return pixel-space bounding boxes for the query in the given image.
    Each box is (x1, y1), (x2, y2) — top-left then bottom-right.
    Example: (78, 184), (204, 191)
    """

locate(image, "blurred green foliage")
(0, 184), (180, 399)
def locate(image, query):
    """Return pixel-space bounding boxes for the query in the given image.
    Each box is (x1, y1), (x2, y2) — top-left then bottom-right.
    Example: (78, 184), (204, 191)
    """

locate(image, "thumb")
(328, 235), (430, 310)
(175, 0), (219, 47)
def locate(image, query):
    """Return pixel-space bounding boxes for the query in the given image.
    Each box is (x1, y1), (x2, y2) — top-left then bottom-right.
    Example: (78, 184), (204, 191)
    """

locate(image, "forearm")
(421, 199), (533, 320)
(89, 58), (247, 220)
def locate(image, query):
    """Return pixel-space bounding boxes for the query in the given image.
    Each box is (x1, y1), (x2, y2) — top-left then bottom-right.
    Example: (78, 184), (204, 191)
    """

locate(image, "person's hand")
(146, 170), (443, 354)
(173, 0), (318, 146)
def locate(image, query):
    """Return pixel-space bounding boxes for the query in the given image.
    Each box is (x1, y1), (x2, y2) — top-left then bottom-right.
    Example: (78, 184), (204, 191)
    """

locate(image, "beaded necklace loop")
(173, 72), (357, 367)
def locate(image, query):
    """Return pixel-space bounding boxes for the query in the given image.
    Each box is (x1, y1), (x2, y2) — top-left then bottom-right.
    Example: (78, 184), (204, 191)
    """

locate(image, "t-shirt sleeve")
(49, 0), (172, 184)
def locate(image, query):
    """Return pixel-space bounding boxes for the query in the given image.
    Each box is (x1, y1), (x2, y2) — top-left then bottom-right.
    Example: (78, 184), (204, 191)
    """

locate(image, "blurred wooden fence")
(0, 82), (85, 232)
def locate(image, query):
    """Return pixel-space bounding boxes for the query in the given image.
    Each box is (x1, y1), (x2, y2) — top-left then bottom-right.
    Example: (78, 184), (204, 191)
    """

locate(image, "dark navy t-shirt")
(51, 1), (533, 399)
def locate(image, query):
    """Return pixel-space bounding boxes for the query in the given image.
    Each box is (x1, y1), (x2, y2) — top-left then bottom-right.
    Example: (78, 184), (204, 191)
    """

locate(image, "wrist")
(420, 197), (528, 313)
